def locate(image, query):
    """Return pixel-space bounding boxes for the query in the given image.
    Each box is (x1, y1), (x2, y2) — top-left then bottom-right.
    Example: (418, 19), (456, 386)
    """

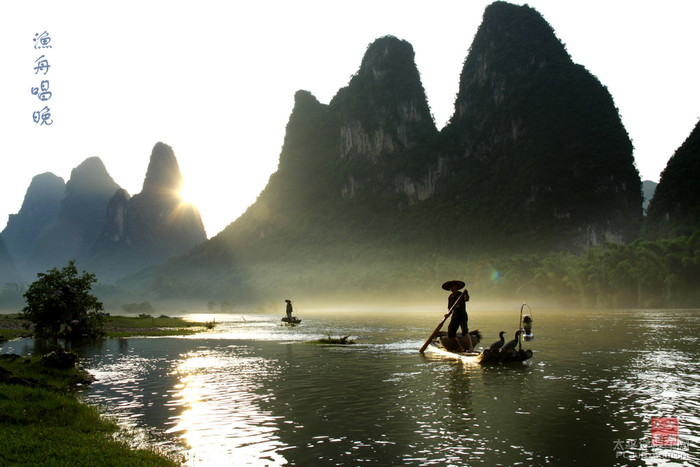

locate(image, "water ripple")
(5, 309), (696, 465)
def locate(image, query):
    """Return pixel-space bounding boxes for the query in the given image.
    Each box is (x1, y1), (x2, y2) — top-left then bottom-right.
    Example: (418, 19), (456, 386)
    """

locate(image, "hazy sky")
(1, 1), (698, 238)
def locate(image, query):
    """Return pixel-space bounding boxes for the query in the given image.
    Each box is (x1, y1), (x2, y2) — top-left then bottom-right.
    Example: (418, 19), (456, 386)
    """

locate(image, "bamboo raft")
(425, 331), (533, 364)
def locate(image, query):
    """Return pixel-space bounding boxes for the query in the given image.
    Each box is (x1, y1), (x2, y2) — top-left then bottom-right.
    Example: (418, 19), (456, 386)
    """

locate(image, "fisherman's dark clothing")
(447, 289), (469, 337)
(286, 302), (293, 320)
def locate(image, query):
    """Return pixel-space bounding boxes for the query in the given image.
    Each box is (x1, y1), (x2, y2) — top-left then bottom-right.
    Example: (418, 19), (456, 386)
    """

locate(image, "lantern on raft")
(520, 303), (534, 341)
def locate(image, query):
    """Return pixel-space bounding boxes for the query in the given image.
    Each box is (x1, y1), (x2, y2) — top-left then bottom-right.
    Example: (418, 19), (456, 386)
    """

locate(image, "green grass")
(0, 315), (215, 464)
(0, 314), (31, 341)
(0, 354), (87, 391)
(104, 315), (214, 338)
(0, 355), (181, 466)
(0, 314), (215, 340)
(105, 315), (198, 329)
(0, 328), (31, 340)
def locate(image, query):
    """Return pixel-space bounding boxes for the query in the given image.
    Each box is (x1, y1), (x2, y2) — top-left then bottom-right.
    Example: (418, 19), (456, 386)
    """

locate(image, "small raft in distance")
(281, 317), (302, 325)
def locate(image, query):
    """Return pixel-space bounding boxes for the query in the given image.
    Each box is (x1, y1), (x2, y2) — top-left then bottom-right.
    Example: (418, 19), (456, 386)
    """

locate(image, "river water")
(2, 308), (699, 465)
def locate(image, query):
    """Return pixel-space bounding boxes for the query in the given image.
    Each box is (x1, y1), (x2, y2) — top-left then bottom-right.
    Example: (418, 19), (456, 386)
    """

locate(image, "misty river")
(3, 308), (699, 465)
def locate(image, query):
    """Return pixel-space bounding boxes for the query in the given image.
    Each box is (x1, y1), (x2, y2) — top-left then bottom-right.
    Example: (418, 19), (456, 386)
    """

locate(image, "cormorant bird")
(488, 331), (505, 352)
(501, 330), (522, 352)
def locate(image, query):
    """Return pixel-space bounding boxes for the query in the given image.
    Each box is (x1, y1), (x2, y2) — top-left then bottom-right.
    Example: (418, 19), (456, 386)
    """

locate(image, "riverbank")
(0, 352), (181, 466)
(0, 313), (215, 341)
(0, 314), (215, 465)
(102, 314), (216, 338)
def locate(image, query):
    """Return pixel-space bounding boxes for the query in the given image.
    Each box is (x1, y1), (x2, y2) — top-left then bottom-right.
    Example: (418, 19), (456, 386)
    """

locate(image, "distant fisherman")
(285, 299), (293, 321)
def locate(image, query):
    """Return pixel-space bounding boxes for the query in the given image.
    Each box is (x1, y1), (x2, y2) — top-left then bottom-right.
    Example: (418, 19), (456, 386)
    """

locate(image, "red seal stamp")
(650, 417), (679, 446)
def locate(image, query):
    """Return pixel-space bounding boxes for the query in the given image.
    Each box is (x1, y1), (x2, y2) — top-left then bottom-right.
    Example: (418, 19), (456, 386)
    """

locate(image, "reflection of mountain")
(133, 2), (643, 302)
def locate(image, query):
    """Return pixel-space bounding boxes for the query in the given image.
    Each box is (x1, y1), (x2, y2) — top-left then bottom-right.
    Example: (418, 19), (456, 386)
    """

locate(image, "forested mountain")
(646, 119), (700, 237)
(440, 2), (642, 250)
(129, 2), (643, 303)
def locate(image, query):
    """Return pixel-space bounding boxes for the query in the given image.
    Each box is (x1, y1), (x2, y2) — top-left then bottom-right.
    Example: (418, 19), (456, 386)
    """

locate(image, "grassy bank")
(0, 314), (32, 341)
(0, 313), (215, 340)
(0, 313), (215, 465)
(102, 315), (215, 338)
(0, 353), (180, 466)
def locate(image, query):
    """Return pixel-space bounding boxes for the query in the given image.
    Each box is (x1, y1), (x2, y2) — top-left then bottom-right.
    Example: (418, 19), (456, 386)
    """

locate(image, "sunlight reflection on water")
(164, 347), (287, 465)
(2, 308), (699, 465)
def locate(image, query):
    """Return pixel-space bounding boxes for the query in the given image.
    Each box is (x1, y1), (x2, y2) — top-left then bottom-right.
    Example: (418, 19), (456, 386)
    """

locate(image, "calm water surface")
(3, 308), (699, 465)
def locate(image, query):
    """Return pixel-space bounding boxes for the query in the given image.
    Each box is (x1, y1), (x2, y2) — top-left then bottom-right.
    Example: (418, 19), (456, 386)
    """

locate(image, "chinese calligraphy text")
(31, 31), (54, 126)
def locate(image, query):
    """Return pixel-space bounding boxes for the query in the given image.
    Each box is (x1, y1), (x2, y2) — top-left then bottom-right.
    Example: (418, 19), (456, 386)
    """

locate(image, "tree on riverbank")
(21, 260), (105, 338)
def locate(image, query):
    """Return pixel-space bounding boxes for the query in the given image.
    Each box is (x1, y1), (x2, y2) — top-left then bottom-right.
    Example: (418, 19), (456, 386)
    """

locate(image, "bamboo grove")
(480, 231), (700, 308)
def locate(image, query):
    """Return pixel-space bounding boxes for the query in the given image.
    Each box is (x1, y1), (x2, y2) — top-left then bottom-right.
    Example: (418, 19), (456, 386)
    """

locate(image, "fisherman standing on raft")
(443, 280), (474, 352)
(285, 299), (293, 321)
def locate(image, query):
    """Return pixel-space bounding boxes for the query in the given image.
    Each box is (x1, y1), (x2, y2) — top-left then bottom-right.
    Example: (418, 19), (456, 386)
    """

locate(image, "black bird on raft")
(501, 330), (522, 353)
(488, 331), (506, 352)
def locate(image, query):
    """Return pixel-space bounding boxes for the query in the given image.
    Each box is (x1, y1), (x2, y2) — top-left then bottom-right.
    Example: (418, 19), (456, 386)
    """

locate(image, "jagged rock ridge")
(3, 2), (651, 301)
(335, 36), (439, 206)
(88, 142), (207, 281)
(26, 157), (121, 275)
(1, 143), (207, 285)
(440, 1), (642, 250)
(139, 3), (643, 301)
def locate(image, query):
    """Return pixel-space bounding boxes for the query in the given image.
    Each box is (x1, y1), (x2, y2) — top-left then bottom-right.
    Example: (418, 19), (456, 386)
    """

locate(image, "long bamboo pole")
(419, 289), (467, 353)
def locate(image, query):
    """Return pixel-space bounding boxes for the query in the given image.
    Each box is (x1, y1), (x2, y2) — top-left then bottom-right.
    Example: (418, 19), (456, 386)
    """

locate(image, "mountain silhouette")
(440, 1), (642, 250)
(87, 142), (207, 281)
(1, 144), (207, 285)
(121, 3), (643, 302)
(646, 119), (700, 236)
(1, 172), (65, 276)
(26, 157), (121, 276)
(0, 235), (21, 284)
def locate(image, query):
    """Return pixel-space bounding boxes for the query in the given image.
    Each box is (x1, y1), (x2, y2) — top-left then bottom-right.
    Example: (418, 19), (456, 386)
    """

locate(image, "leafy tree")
(22, 260), (105, 338)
